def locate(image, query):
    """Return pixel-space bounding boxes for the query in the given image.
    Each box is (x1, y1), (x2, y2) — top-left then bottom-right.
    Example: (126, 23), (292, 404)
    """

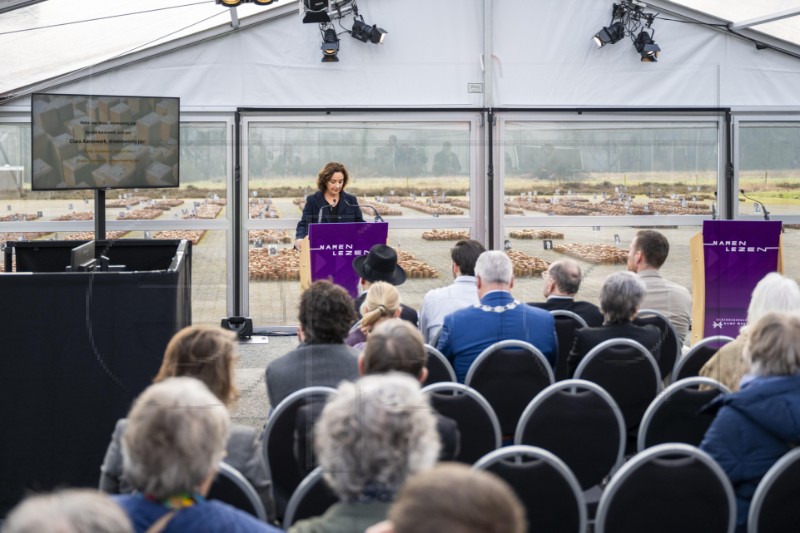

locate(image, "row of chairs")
(427, 310), (734, 389)
(260, 375), (728, 522)
(223, 440), (800, 533)
(424, 330), (734, 439)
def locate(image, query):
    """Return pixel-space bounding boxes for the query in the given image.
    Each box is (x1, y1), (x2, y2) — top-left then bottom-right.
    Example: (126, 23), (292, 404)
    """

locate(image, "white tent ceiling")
(3, 0), (800, 109)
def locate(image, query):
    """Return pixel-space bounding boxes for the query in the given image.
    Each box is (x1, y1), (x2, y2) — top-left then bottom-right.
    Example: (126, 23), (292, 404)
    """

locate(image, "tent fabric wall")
(7, 0), (800, 110)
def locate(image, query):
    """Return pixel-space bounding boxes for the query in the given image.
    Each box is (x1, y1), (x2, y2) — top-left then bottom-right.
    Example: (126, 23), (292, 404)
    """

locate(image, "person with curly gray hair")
(289, 373), (440, 533)
(114, 377), (281, 533)
(2, 489), (133, 533)
(566, 271), (661, 377)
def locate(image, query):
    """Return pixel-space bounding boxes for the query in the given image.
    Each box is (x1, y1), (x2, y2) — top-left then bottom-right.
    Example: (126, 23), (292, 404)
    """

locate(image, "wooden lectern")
(689, 221), (783, 345)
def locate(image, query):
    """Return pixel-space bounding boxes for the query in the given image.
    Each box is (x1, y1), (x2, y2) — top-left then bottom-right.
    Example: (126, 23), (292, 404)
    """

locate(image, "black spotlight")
(351, 18), (387, 44)
(634, 30), (660, 62)
(593, 21), (625, 47)
(321, 27), (340, 62)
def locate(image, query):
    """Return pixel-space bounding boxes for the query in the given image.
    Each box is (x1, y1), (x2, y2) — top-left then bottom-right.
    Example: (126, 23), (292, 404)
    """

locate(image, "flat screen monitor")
(31, 93), (180, 191)
(69, 240), (96, 272)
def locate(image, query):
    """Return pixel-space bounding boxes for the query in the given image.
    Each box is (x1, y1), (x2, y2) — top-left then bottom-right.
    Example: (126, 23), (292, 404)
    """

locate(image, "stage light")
(217, 0), (244, 6)
(634, 30), (660, 62)
(321, 26), (340, 62)
(593, 21), (625, 47)
(351, 18), (387, 44)
(252, 0), (274, 4)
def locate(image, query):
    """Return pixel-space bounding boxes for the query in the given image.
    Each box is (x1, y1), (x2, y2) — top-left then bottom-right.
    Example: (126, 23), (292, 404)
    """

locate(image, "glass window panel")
(247, 122), (471, 218)
(738, 122), (800, 217)
(503, 121), (718, 218)
(0, 123), (30, 199)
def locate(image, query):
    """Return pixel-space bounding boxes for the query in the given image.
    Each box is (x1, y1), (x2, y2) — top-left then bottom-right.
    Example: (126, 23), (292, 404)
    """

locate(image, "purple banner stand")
(309, 222), (388, 298)
(702, 220), (781, 339)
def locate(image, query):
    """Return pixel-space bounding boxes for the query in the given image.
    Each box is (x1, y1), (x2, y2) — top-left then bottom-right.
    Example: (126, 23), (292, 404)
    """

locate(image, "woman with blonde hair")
(346, 281), (402, 350)
(99, 325), (275, 521)
(700, 272), (800, 391)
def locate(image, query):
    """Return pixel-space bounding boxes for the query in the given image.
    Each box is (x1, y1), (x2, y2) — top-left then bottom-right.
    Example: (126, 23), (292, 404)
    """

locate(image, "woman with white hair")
(701, 312), (800, 532)
(114, 377), (281, 533)
(566, 271), (661, 377)
(700, 272), (800, 391)
(289, 373), (440, 533)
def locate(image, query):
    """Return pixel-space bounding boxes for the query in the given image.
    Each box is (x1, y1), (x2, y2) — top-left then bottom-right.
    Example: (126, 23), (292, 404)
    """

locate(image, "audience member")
(266, 280), (358, 408)
(530, 258), (603, 327)
(352, 244), (418, 326)
(346, 281), (401, 350)
(431, 141), (461, 176)
(418, 239), (486, 344)
(365, 463), (526, 533)
(436, 250), (558, 382)
(99, 325), (274, 520)
(627, 229), (692, 344)
(700, 312), (800, 533)
(289, 374), (440, 533)
(296, 319), (459, 471)
(567, 271), (661, 377)
(2, 489), (133, 533)
(115, 377), (281, 533)
(700, 272), (800, 391)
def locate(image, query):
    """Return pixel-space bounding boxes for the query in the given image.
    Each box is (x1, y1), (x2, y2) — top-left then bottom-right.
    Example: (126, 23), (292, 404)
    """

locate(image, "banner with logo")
(309, 222), (388, 298)
(702, 220), (782, 339)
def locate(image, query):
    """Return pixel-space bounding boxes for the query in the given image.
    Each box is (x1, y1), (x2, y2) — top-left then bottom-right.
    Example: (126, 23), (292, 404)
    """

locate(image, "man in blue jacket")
(436, 250), (558, 383)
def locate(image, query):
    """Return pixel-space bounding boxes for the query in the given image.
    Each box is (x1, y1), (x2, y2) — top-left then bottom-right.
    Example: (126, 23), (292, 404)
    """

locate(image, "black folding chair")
(208, 462), (267, 522)
(551, 310), (589, 381)
(465, 340), (554, 437)
(423, 382), (501, 464)
(595, 443), (736, 533)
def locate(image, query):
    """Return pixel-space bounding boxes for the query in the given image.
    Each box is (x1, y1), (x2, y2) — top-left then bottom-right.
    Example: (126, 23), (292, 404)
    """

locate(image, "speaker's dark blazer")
(295, 190), (365, 239)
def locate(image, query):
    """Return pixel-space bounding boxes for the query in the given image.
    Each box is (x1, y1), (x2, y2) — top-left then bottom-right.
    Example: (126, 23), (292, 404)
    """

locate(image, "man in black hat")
(352, 243), (419, 327)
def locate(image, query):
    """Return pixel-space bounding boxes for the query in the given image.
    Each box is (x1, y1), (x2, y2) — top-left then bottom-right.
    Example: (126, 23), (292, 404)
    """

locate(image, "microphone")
(739, 189), (770, 221)
(345, 200), (384, 222)
(318, 203), (331, 224)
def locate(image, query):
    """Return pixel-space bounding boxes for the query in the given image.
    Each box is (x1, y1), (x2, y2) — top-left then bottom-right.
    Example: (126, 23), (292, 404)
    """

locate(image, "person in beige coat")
(699, 272), (800, 391)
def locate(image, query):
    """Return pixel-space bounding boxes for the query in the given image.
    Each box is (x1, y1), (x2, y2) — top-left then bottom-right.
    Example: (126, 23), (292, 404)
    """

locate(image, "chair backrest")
(595, 443), (736, 533)
(673, 335), (735, 383)
(465, 340), (554, 435)
(634, 309), (681, 381)
(748, 447), (800, 533)
(637, 377), (730, 452)
(423, 344), (457, 385)
(422, 382), (501, 464)
(515, 379), (625, 491)
(474, 445), (587, 533)
(551, 310), (589, 381)
(207, 462), (267, 522)
(573, 338), (661, 432)
(262, 386), (337, 520)
(282, 467), (338, 530)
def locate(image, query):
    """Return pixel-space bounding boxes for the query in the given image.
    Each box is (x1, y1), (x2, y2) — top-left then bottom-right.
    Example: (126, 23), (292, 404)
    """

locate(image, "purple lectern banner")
(309, 222), (388, 298)
(702, 220), (781, 339)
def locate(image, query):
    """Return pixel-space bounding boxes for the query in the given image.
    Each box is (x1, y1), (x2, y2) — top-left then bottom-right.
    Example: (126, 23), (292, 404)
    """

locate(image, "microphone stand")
(345, 200), (384, 222)
(318, 203), (332, 224)
(739, 189), (770, 221)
